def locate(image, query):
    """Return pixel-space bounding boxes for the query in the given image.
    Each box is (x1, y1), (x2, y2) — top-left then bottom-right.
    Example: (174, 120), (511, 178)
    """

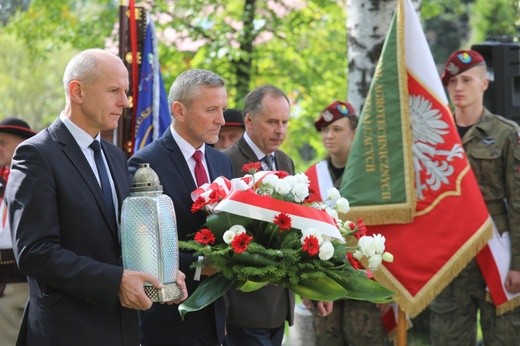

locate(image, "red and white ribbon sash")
(214, 189), (344, 242)
(306, 160), (333, 202)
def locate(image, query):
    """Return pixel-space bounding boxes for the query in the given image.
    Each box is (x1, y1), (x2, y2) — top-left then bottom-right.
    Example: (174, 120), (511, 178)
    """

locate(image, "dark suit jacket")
(6, 118), (136, 346)
(225, 137), (295, 178)
(223, 136), (295, 328)
(128, 128), (233, 346)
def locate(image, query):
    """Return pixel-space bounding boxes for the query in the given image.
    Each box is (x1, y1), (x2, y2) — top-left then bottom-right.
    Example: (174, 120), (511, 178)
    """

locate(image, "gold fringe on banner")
(495, 294), (520, 315)
(373, 217), (493, 317)
(345, 203), (414, 226)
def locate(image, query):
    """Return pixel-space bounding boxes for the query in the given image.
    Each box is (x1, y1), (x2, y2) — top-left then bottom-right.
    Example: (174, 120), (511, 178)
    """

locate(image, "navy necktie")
(90, 140), (116, 226)
(262, 154), (275, 171)
(193, 150), (209, 186)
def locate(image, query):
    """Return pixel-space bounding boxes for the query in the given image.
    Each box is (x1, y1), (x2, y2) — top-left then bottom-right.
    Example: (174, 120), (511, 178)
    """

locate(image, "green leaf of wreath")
(178, 272), (235, 320)
(237, 280), (269, 292)
(288, 275), (348, 301)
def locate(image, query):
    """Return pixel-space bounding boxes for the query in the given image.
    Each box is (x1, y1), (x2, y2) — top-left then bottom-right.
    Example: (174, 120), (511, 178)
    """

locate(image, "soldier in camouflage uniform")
(304, 101), (392, 346)
(430, 49), (520, 346)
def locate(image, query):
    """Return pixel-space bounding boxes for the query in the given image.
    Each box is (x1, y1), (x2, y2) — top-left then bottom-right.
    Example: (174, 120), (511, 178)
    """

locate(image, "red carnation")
(274, 171), (289, 179)
(347, 252), (362, 270)
(302, 235), (320, 256)
(273, 212), (292, 231)
(208, 188), (223, 204)
(194, 228), (216, 245)
(242, 162), (262, 174)
(355, 219), (368, 239)
(191, 196), (207, 213)
(345, 220), (356, 231)
(231, 232), (253, 253)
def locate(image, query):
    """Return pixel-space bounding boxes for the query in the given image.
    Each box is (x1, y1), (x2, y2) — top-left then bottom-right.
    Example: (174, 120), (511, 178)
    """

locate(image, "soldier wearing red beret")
(304, 101), (392, 346)
(430, 49), (520, 345)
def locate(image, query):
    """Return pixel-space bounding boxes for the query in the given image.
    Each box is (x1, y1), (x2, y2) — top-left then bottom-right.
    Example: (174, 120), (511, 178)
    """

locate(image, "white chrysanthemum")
(319, 241), (334, 260)
(370, 234), (386, 253)
(335, 198), (350, 214)
(275, 180), (292, 195)
(327, 187), (341, 202)
(294, 172), (310, 185)
(282, 175), (297, 187)
(292, 183), (309, 203)
(300, 228), (323, 245)
(368, 254), (383, 270)
(262, 173), (279, 187)
(229, 225), (246, 234)
(224, 225), (247, 244)
(358, 236), (375, 257)
(325, 207), (338, 220)
(223, 231), (235, 244)
(358, 234), (386, 257)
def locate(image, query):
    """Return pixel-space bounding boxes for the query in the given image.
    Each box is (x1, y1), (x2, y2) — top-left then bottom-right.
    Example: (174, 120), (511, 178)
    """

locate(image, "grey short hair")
(62, 48), (116, 101)
(168, 69), (225, 108)
(243, 85), (290, 117)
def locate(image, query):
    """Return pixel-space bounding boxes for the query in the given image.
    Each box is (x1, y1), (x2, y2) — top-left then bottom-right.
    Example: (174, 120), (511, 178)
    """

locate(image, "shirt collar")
(59, 113), (101, 148)
(243, 132), (274, 160)
(169, 125), (206, 162)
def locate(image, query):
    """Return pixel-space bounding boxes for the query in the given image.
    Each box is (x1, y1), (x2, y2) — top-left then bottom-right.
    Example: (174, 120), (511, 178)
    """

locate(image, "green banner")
(339, 11), (415, 225)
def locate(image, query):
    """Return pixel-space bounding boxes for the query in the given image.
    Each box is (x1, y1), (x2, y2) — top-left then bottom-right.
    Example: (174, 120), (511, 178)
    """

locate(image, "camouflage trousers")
(430, 259), (520, 346)
(313, 299), (391, 346)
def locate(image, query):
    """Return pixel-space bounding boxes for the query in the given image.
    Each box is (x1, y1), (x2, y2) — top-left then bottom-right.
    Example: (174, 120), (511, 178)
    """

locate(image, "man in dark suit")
(5, 49), (187, 346)
(223, 85), (295, 345)
(128, 69), (232, 346)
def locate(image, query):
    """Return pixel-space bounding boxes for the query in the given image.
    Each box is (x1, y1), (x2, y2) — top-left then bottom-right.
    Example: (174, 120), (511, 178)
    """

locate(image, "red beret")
(314, 101), (357, 131)
(441, 50), (486, 86)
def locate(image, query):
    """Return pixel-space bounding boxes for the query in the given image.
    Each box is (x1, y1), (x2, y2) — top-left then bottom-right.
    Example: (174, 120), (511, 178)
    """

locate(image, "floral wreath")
(178, 162), (393, 318)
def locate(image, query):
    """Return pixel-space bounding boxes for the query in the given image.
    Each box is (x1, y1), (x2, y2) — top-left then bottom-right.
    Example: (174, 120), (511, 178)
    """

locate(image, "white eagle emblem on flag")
(409, 95), (464, 200)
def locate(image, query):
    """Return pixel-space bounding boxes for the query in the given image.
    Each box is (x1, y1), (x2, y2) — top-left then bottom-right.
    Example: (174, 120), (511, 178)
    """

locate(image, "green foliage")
(421, 0), (519, 66)
(150, 1), (348, 171)
(421, 0), (475, 64)
(178, 272), (235, 320)
(5, 0), (117, 54)
(471, 0), (519, 42)
(0, 32), (74, 130)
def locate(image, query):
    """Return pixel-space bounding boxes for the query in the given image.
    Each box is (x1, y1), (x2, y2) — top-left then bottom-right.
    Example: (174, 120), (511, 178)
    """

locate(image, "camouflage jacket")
(461, 108), (520, 270)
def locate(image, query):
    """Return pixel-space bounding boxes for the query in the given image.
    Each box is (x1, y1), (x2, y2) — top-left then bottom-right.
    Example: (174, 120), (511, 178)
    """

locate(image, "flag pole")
(118, 0), (144, 156)
(395, 306), (407, 346)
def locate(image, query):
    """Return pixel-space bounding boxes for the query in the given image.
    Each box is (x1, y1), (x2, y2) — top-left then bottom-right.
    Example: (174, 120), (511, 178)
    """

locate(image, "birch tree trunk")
(346, 0), (421, 111)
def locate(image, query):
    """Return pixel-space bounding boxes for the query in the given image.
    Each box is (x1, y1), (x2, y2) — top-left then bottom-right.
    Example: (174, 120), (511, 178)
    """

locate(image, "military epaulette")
(494, 114), (520, 130)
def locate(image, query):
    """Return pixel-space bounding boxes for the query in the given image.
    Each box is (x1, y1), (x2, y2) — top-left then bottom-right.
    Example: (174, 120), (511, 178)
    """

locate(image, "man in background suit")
(223, 85), (295, 345)
(128, 69), (232, 346)
(5, 49), (186, 346)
